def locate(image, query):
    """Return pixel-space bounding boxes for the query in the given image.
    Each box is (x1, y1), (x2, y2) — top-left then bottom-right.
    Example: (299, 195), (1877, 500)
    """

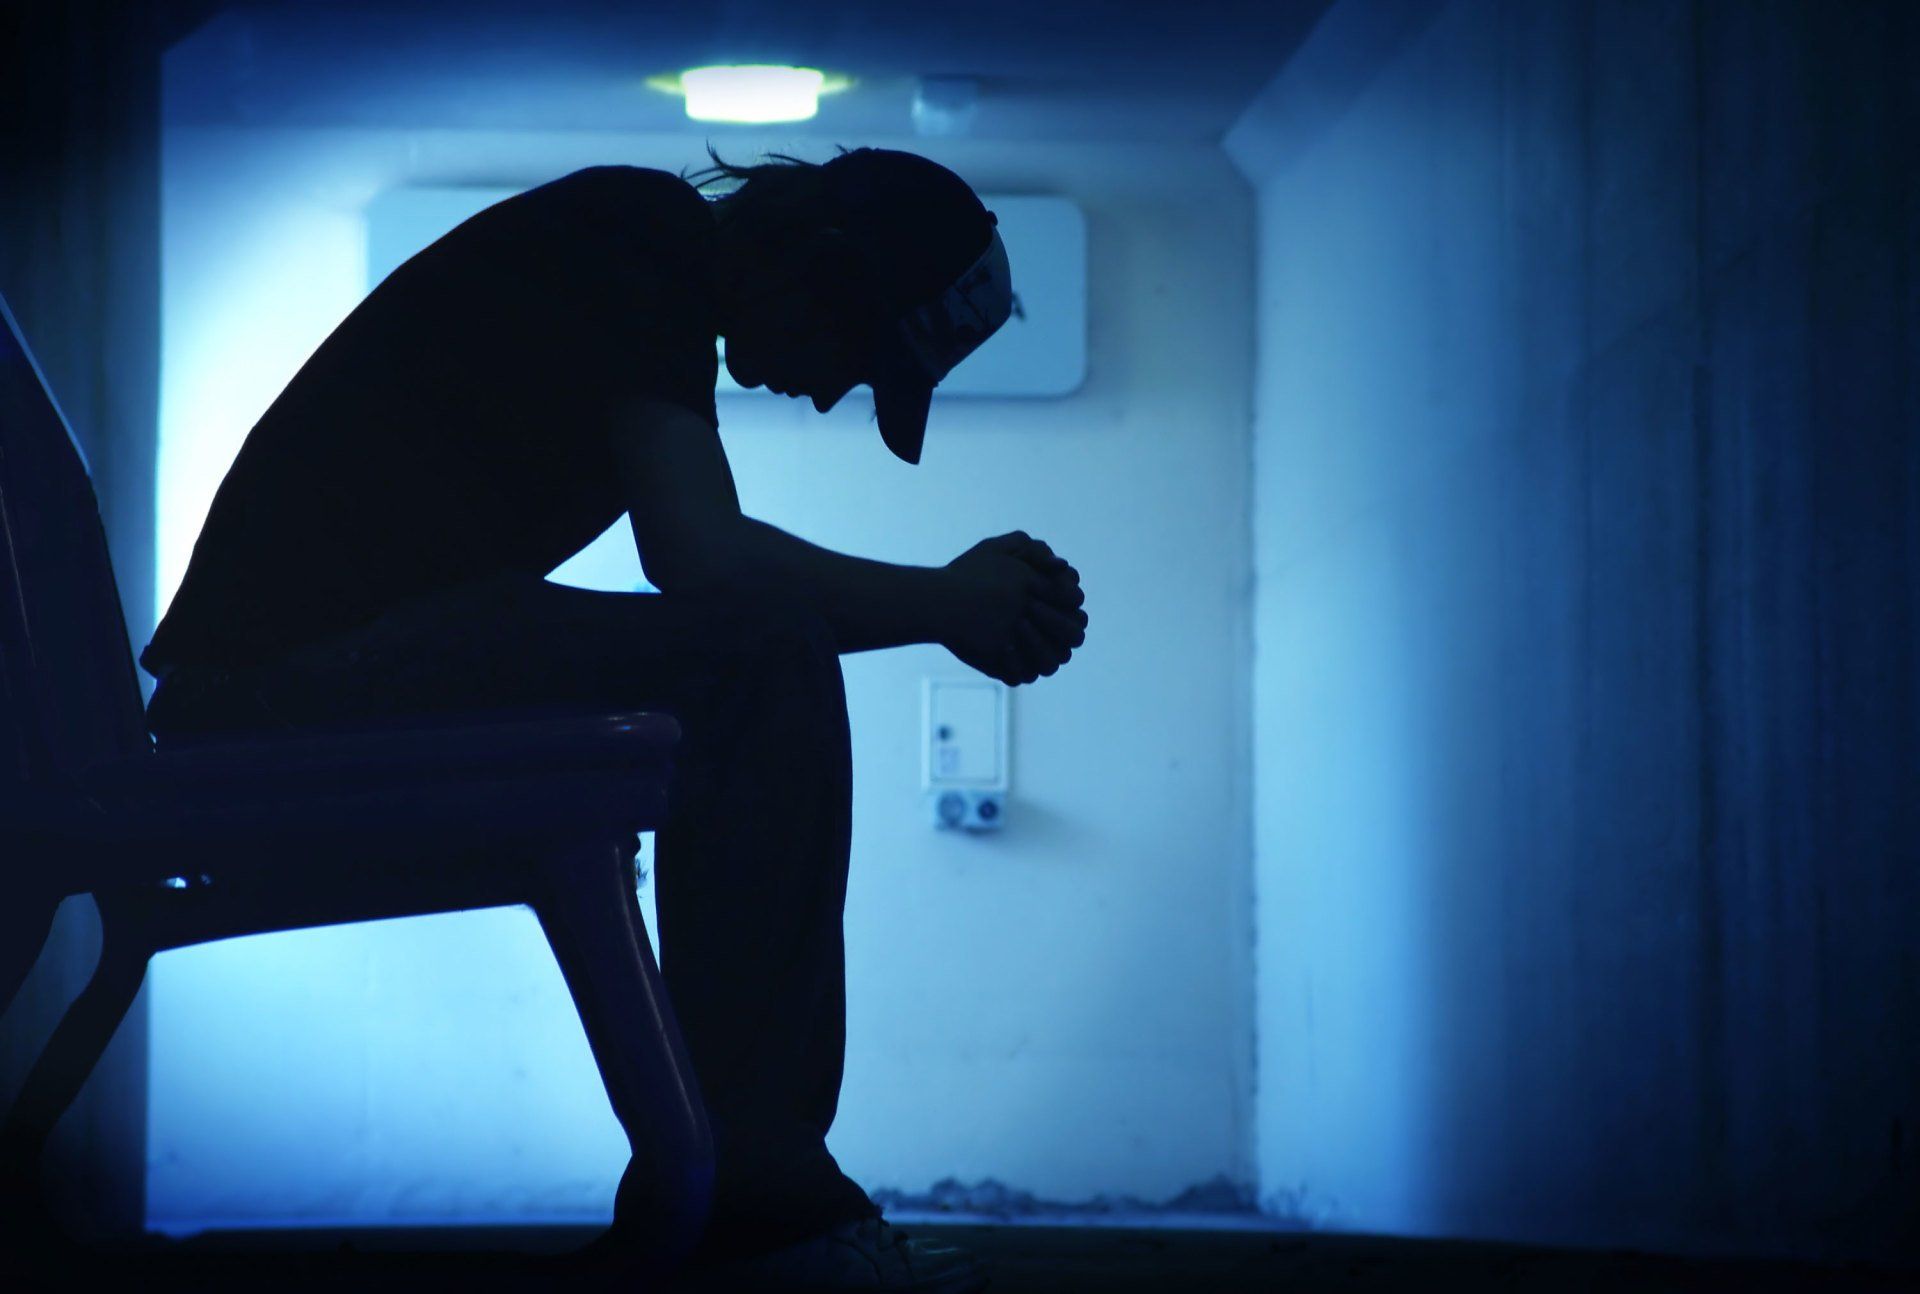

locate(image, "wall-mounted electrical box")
(922, 677), (1009, 831)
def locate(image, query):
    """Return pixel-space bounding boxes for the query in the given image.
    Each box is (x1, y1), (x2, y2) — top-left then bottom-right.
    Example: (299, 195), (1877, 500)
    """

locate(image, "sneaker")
(682, 1215), (989, 1293)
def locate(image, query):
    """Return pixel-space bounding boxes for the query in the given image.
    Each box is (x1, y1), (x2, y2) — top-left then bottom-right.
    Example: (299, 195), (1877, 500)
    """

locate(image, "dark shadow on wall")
(1413, 2), (1920, 1261)
(1235, 0), (1916, 1267)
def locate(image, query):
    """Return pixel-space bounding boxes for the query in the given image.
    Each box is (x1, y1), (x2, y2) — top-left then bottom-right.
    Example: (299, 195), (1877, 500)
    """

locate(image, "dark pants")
(144, 570), (878, 1256)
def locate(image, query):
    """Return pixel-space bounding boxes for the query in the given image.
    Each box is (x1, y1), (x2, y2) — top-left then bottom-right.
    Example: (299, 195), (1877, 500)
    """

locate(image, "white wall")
(1228, 3), (1458, 1235)
(152, 122), (1257, 1229)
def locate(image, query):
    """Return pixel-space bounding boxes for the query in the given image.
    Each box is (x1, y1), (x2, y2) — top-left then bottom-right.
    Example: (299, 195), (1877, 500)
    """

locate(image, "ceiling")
(166, 0), (1332, 143)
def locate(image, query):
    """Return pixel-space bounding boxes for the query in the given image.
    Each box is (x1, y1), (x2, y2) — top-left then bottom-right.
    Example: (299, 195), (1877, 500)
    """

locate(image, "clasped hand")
(940, 531), (1088, 686)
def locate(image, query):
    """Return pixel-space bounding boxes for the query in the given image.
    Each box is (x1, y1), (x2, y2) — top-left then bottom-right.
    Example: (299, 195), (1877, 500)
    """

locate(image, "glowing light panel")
(675, 65), (824, 124)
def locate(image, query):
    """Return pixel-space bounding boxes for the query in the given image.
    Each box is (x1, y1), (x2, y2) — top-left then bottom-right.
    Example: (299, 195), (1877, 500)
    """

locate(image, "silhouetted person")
(140, 146), (1087, 1291)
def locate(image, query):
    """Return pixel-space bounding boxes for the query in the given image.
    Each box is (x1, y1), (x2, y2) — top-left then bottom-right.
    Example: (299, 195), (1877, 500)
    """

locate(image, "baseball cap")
(819, 148), (1016, 464)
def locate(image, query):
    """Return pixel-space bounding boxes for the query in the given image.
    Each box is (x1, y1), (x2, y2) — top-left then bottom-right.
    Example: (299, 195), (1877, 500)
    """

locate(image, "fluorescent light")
(677, 65), (824, 124)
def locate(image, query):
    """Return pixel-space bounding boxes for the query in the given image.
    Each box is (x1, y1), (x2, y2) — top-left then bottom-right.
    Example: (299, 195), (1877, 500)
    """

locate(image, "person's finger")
(1025, 601), (1086, 651)
(1024, 601), (1084, 650)
(1000, 628), (1043, 682)
(995, 641), (1031, 687)
(1040, 558), (1079, 594)
(1013, 619), (1062, 677)
(1052, 576), (1085, 613)
(1024, 542), (1071, 578)
(1022, 536), (1059, 564)
(1026, 569), (1082, 613)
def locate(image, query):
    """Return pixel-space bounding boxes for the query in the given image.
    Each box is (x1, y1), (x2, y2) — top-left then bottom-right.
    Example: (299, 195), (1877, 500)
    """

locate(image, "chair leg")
(531, 834), (714, 1270)
(0, 888), (156, 1235)
(0, 886), (58, 1021)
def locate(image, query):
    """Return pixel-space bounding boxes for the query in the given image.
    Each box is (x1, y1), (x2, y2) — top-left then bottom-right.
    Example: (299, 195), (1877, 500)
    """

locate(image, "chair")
(0, 292), (713, 1266)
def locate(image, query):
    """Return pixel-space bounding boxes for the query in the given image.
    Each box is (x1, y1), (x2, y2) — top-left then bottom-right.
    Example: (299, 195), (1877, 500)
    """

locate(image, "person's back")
(143, 164), (719, 677)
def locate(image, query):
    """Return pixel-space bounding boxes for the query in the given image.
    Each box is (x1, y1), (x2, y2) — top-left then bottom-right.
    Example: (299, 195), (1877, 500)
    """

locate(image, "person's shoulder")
(529, 165), (709, 221)
(546, 164), (692, 193)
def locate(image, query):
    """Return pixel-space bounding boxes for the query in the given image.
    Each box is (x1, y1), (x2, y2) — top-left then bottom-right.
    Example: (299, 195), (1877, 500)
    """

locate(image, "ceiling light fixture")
(646, 65), (852, 124)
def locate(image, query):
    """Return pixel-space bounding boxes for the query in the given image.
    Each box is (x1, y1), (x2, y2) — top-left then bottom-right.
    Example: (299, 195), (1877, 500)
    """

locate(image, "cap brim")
(874, 378), (932, 465)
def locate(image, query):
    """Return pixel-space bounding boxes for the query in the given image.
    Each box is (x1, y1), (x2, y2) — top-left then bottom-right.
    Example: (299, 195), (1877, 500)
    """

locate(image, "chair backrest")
(0, 291), (151, 794)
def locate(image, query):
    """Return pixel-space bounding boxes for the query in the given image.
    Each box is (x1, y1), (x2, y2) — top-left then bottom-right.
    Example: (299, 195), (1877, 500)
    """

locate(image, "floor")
(10, 1221), (1918, 1292)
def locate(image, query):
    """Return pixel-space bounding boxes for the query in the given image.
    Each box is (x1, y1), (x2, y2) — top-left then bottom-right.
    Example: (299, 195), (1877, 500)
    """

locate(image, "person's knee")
(660, 589), (848, 788)
(659, 579), (840, 699)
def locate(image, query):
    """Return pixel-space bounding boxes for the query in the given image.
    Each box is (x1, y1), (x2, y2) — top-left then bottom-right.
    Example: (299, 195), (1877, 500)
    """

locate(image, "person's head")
(684, 143), (1016, 464)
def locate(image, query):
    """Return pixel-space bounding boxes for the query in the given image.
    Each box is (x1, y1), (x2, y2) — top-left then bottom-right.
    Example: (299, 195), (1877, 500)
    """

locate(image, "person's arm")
(608, 399), (953, 652)
(716, 516), (959, 655)
(610, 399), (1086, 673)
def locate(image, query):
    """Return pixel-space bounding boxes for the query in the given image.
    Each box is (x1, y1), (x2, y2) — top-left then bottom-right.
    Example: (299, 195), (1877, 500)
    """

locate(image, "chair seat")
(9, 709), (682, 878)
(137, 706), (682, 779)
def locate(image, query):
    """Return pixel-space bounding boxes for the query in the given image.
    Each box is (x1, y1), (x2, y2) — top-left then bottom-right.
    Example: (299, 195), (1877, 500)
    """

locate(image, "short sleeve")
(537, 168), (722, 429)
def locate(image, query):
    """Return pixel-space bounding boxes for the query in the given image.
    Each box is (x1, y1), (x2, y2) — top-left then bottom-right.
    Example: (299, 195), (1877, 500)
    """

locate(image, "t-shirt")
(141, 165), (719, 677)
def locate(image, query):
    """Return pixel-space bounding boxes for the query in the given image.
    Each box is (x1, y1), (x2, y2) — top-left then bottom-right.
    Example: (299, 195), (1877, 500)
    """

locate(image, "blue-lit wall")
(1232, 0), (1917, 1265)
